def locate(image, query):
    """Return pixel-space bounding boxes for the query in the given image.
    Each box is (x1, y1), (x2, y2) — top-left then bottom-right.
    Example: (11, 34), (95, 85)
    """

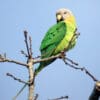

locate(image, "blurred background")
(0, 0), (100, 100)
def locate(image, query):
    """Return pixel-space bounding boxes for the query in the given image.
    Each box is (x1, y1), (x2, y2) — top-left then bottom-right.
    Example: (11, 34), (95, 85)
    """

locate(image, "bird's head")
(56, 8), (76, 23)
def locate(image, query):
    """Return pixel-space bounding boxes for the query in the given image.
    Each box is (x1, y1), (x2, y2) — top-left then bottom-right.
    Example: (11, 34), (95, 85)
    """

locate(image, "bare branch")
(33, 53), (61, 64)
(65, 57), (78, 66)
(24, 30), (30, 56)
(29, 36), (33, 56)
(48, 95), (68, 100)
(21, 50), (28, 57)
(63, 58), (98, 82)
(0, 54), (28, 67)
(33, 50), (98, 82)
(24, 31), (35, 100)
(6, 73), (29, 84)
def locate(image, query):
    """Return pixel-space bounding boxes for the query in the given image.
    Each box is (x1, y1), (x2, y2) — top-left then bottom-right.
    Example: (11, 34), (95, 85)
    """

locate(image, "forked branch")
(0, 30), (99, 100)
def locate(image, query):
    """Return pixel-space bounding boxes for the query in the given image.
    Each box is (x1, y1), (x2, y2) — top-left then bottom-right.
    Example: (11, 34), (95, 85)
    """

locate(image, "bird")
(35, 8), (77, 75)
(14, 8), (77, 99)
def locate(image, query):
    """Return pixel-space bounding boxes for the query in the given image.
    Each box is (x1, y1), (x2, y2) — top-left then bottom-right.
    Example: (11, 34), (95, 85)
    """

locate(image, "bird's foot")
(59, 50), (66, 59)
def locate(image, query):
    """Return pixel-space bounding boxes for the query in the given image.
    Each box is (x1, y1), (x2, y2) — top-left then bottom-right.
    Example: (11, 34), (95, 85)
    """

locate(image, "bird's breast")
(54, 22), (76, 54)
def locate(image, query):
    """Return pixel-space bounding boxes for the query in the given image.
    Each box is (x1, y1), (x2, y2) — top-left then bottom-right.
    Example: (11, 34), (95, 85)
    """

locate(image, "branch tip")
(6, 72), (29, 84)
(24, 30), (28, 37)
(21, 50), (28, 57)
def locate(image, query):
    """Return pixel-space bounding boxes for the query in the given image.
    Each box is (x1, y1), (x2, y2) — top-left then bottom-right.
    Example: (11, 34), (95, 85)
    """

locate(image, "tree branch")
(48, 95), (68, 100)
(0, 54), (28, 67)
(0, 29), (99, 100)
(29, 36), (33, 56)
(21, 50), (28, 57)
(24, 31), (35, 100)
(33, 52), (98, 82)
(6, 73), (29, 84)
(24, 30), (30, 56)
(33, 53), (61, 64)
(63, 57), (98, 82)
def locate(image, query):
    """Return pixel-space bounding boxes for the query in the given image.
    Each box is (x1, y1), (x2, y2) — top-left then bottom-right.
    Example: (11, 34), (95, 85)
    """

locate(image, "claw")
(59, 50), (66, 59)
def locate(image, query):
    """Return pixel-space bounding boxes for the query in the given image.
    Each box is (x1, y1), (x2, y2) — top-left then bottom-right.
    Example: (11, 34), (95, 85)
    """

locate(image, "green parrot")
(35, 8), (77, 75)
(14, 8), (77, 99)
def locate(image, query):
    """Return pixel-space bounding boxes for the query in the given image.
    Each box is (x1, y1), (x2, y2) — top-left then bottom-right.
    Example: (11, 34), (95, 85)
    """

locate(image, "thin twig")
(29, 36), (33, 56)
(6, 73), (29, 84)
(21, 50), (28, 57)
(0, 54), (28, 67)
(63, 58), (81, 70)
(48, 95), (68, 100)
(63, 59), (98, 82)
(24, 30), (30, 56)
(65, 57), (78, 66)
(24, 32), (35, 100)
(33, 53), (61, 64)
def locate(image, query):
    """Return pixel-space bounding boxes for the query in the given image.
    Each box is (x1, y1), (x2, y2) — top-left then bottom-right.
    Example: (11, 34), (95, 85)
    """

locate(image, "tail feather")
(35, 59), (56, 76)
(35, 64), (44, 76)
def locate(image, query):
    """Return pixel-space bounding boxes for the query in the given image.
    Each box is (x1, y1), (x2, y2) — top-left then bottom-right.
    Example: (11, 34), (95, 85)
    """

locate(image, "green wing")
(35, 21), (67, 75)
(40, 21), (67, 57)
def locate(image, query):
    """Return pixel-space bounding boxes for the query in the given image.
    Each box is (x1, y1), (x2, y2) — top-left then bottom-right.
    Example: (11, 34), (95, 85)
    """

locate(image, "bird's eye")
(64, 12), (67, 14)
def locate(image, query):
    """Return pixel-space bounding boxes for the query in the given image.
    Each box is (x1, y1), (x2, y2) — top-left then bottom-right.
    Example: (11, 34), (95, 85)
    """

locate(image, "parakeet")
(35, 8), (77, 75)
(15, 8), (77, 98)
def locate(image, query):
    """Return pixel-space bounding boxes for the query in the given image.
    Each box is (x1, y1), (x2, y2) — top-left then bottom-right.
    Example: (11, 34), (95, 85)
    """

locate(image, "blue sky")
(0, 0), (100, 100)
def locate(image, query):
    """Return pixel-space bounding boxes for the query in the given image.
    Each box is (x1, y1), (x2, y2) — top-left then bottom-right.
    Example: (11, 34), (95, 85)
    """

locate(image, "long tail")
(35, 58), (56, 75)
(34, 64), (45, 76)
